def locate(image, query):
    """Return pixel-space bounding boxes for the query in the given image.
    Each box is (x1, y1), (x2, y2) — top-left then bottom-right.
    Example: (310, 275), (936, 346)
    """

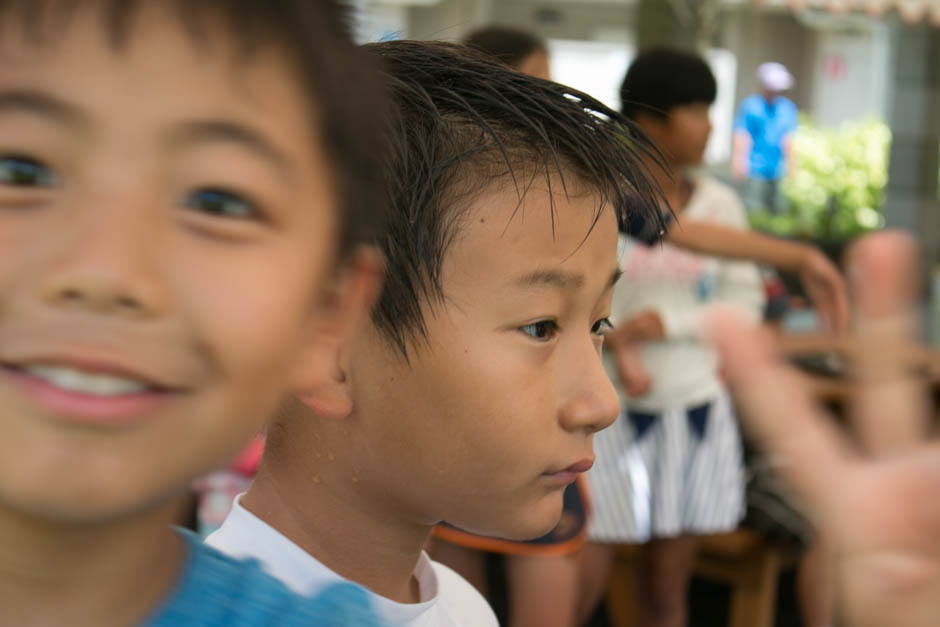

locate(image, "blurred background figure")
(465, 24), (551, 79)
(579, 47), (765, 627)
(732, 62), (798, 214)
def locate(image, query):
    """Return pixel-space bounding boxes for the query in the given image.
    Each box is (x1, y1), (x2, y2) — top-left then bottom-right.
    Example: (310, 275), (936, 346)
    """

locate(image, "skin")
(0, 8), (378, 625)
(246, 180), (622, 604)
(517, 48), (551, 81)
(711, 230), (940, 627)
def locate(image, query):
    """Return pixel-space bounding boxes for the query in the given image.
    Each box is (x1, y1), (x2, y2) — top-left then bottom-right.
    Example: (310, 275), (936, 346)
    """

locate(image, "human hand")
(617, 310), (666, 343)
(614, 342), (653, 397)
(798, 247), (850, 335)
(711, 231), (940, 627)
(604, 319), (656, 397)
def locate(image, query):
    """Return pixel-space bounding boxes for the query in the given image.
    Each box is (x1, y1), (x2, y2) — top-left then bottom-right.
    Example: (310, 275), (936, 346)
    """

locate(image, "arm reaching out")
(732, 130), (751, 181)
(710, 231), (940, 627)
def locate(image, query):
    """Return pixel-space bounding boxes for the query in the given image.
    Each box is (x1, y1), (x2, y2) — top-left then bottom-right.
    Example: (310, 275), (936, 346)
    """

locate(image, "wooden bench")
(605, 529), (797, 627)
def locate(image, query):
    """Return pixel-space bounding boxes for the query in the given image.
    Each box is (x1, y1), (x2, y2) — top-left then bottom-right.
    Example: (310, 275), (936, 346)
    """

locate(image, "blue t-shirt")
(733, 94), (798, 180)
(145, 530), (386, 626)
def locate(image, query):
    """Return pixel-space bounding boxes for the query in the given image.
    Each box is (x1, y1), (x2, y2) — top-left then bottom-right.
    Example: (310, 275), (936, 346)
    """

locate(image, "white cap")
(757, 62), (793, 91)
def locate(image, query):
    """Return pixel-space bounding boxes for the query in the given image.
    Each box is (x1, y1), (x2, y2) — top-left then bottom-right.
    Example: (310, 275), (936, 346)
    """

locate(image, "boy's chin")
(0, 478), (187, 527)
(455, 495), (564, 541)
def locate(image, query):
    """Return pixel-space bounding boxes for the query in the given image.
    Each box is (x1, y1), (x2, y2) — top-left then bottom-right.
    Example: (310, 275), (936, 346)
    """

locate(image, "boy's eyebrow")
(514, 269), (584, 291)
(514, 267), (623, 291)
(0, 90), (88, 128)
(0, 92), (294, 181)
(173, 120), (293, 178)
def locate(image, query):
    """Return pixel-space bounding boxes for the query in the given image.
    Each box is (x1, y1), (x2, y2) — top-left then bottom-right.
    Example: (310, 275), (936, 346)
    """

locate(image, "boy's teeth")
(23, 365), (148, 396)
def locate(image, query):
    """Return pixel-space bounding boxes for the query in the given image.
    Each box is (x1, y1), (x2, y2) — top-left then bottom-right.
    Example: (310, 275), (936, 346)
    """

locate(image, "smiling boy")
(207, 40), (664, 625)
(0, 1), (387, 625)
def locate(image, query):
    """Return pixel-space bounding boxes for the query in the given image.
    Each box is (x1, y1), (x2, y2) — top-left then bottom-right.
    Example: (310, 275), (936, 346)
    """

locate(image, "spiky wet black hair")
(365, 40), (666, 358)
(0, 0), (389, 256)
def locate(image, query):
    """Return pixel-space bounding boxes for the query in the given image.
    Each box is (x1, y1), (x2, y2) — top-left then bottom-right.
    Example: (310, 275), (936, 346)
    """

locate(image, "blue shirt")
(733, 94), (798, 180)
(145, 530), (386, 626)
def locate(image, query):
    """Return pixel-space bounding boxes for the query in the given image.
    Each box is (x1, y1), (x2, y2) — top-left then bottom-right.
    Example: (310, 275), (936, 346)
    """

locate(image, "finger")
(614, 342), (645, 391)
(807, 280), (835, 336)
(807, 252), (850, 336)
(708, 309), (853, 515)
(826, 258), (851, 336)
(846, 230), (928, 456)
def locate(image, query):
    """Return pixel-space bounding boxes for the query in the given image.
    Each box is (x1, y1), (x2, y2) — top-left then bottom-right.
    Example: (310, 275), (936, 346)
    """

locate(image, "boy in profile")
(207, 40), (664, 625)
(0, 1), (388, 624)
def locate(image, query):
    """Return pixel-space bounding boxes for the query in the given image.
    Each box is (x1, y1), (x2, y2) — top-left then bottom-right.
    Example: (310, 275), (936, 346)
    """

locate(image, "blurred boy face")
(348, 182), (620, 540)
(0, 9), (343, 521)
(517, 49), (551, 81)
(644, 103), (713, 168)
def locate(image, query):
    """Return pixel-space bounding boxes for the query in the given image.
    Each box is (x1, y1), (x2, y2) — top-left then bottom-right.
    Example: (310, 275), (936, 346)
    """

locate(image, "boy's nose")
(559, 345), (620, 434)
(38, 210), (166, 319)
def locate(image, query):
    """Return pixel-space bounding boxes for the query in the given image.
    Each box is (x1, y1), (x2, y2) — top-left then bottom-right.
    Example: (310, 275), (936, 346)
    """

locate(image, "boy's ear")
(287, 245), (384, 419)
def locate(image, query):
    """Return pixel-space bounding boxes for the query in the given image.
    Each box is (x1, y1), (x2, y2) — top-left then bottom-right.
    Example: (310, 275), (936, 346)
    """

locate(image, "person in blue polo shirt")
(732, 62), (799, 214)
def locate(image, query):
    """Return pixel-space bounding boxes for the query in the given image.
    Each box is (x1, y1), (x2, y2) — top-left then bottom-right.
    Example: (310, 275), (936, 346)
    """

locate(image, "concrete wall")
(407, 0), (494, 41)
(882, 19), (940, 271)
(809, 23), (891, 126)
(719, 8), (815, 110)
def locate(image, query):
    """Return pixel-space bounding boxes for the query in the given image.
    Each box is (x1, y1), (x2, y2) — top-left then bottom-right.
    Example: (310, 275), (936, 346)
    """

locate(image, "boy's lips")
(0, 355), (187, 425)
(542, 457), (594, 486)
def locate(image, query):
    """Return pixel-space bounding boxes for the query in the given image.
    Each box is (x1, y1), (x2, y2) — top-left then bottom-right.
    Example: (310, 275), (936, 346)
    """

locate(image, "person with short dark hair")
(579, 46), (765, 627)
(0, 1), (389, 624)
(206, 39), (664, 626)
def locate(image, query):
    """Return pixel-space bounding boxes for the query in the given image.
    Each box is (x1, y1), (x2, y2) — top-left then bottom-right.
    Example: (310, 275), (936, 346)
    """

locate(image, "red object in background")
(823, 54), (846, 81)
(230, 436), (265, 477)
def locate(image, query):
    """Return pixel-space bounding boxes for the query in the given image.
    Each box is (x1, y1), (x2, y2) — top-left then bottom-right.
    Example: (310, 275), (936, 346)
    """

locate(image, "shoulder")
(739, 94), (762, 112)
(431, 559), (499, 626)
(148, 531), (382, 627)
(778, 97), (799, 120)
(694, 177), (743, 210)
(689, 178), (748, 226)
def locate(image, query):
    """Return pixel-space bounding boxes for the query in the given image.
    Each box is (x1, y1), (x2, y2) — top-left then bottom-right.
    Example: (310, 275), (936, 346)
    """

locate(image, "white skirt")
(587, 390), (744, 543)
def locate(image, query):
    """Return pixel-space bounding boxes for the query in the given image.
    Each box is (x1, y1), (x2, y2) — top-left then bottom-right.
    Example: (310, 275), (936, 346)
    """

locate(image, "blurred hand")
(711, 231), (940, 627)
(615, 343), (653, 397)
(798, 247), (850, 335)
(616, 310), (666, 344)
(604, 318), (657, 397)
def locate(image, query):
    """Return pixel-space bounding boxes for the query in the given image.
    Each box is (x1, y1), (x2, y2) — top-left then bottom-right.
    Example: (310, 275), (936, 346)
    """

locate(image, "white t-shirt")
(206, 495), (497, 627)
(609, 176), (766, 411)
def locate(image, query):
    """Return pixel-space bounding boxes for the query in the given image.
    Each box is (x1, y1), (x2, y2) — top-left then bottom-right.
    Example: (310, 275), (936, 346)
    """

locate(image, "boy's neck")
(244, 428), (428, 605)
(0, 497), (185, 627)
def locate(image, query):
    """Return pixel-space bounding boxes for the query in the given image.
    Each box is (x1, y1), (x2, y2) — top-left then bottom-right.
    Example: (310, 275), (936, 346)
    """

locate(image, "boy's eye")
(520, 320), (560, 341)
(183, 188), (258, 219)
(592, 317), (614, 336)
(0, 155), (56, 187)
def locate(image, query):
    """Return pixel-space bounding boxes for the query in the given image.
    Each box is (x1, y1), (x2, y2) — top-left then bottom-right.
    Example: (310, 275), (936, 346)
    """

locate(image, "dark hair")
(463, 25), (546, 69)
(364, 40), (665, 358)
(620, 47), (716, 120)
(0, 0), (388, 257)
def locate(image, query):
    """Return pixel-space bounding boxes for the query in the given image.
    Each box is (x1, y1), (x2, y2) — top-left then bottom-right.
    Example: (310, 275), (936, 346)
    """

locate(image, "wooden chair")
(605, 529), (796, 627)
